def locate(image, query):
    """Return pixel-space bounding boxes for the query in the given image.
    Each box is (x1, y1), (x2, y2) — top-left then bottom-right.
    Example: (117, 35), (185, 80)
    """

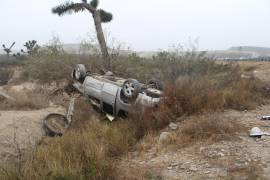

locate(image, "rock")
(217, 152), (225, 157)
(180, 164), (187, 169)
(189, 165), (198, 172)
(169, 122), (178, 130)
(167, 166), (173, 170)
(105, 71), (113, 76)
(200, 147), (206, 152)
(171, 163), (178, 167)
(205, 163), (211, 168)
(158, 132), (171, 145)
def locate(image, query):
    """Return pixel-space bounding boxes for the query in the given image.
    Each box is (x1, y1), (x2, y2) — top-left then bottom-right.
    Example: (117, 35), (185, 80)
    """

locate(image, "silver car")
(71, 64), (163, 121)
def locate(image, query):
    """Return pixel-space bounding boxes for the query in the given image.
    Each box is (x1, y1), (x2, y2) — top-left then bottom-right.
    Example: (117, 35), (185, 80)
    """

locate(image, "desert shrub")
(0, 89), (50, 110)
(128, 105), (171, 140)
(21, 54), (102, 83)
(111, 51), (238, 84)
(0, 68), (14, 85)
(128, 61), (266, 138)
(176, 114), (246, 145)
(0, 55), (26, 67)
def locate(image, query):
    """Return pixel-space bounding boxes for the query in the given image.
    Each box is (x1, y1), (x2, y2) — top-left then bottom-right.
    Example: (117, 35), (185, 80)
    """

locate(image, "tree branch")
(52, 2), (96, 16)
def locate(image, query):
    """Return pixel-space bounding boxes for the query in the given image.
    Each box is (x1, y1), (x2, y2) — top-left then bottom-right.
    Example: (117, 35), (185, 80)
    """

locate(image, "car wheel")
(147, 78), (164, 90)
(73, 64), (86, 81)
(122, 79), (141, 99)
(43, 113), (69, 137)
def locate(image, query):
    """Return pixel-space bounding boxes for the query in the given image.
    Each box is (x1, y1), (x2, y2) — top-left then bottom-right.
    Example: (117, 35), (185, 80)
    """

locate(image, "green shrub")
(21, 54), (102, 83)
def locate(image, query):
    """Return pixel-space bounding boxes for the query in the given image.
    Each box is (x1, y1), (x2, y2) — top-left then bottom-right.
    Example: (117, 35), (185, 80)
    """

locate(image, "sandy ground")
(0, 86), (65, 166)
(1, 61), (270, 179)
(117, 105), (270, 179)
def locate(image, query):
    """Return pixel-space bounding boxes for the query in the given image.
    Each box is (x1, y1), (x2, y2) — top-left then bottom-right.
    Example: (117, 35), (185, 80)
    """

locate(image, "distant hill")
(229, 46), (270, 53)
(1, 44), (270, 60)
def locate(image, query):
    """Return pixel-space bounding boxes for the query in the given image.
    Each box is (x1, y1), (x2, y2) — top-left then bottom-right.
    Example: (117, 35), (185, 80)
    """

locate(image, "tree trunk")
(93, 11), (111, 70)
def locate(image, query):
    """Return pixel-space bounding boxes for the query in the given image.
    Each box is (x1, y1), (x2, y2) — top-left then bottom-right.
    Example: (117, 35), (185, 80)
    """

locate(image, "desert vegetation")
(0, 1), (269, 178)
(0, 43), (268, 179)
(52, 0), (113, 69)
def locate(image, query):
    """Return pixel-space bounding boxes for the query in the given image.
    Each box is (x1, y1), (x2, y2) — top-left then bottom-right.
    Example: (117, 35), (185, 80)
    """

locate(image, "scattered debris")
(249, 127), (270, 138)
(66, 98), (75, 124)
(250, 127), (263, 138)
(168, 122), (178, 130)
(261, 116), (270, 120)
(43, 113), (69, 137)
(43, 98), (75, 137)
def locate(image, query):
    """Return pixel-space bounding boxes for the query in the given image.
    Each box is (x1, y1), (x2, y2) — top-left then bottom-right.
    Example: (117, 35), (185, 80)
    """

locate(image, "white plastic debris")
(250, 127), (263, 137)
(169, 122), (178, 130)
(261, 116), (270, 120)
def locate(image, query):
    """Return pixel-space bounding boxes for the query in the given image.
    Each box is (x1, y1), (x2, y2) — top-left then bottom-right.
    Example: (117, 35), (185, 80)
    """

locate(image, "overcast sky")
(0, 0), (270, 51)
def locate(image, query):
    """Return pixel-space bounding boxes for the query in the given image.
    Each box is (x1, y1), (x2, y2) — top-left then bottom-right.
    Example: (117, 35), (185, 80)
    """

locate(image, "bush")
(127, 59), (266, 139)
(176, 114), (246, 145)
(0, 89), (50, 110)
(21, 54), (103, 83)
(0, 68), (14, 85)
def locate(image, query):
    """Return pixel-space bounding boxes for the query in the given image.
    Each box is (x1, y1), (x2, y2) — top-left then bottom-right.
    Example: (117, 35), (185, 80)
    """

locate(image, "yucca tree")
(2, 42), (15, 57)
(52, 0), (113, 69)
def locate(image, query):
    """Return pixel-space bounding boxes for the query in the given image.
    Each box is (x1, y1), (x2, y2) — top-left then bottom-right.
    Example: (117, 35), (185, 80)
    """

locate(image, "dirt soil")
(1, 61), (270, 179)
(117, 105), (270, 180)
(116, 62), (270, 180)
(0, 85), (65, 166)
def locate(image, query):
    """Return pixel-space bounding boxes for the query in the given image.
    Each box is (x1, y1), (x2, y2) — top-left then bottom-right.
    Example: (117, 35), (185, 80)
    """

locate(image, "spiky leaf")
(90, 0), (98, 8)
(52, 2), (86, 16)
(99, 9), (113, 23)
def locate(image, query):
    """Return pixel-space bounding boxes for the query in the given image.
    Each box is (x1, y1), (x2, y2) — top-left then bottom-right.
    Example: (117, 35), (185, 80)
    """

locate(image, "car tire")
(147, 78), (164, 90)
(43, 113), (69, 137)
(73, 64), (86, 81)
(122, 79), (141, 100)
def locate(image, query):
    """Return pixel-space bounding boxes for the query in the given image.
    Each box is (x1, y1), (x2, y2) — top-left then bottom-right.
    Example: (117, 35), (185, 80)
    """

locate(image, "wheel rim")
(124, 82), (135, 97)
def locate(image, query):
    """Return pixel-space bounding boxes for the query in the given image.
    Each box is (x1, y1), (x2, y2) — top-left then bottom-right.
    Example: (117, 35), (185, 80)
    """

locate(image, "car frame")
(71, 64), (163, 121)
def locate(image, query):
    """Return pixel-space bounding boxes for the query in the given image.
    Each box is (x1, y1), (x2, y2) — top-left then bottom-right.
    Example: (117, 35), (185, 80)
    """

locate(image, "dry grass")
(21, 54), (103, 83)
(1, 52), (269, 179)
(128, 69), (265, 140)
(0, 99), (136, 180)
(0, 89), (50, 110)
(227, 161), (265, 180)
(0, 68), (14, 85)
(175, 114), (246, 146)
(135, 132), (158, 153)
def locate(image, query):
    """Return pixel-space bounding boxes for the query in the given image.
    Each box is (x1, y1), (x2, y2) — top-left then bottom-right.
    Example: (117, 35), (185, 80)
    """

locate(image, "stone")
(169, 122), (178, 130)
(218, 152), (225, 157)
(171, 163), (178, 167)
(189, 165), (198, 172)
(158, 132), (171, 145)
(105, 71), (114, 76)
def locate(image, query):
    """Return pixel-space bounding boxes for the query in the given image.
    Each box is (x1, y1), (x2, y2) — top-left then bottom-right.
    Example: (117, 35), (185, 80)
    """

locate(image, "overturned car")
(71, 64), (163, 120)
